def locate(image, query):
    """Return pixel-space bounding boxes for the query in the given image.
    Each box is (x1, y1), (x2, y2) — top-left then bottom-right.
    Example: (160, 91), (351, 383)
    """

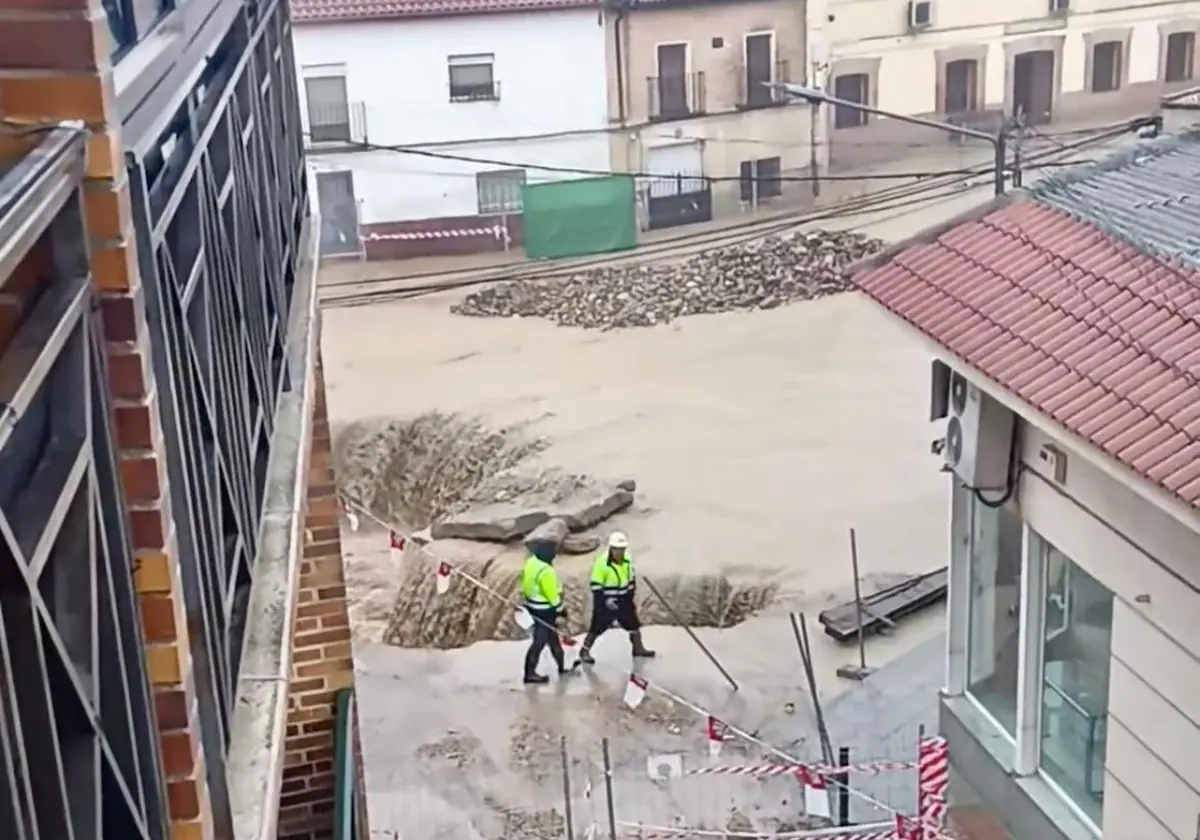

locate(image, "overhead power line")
(307, 122), (1135, 185)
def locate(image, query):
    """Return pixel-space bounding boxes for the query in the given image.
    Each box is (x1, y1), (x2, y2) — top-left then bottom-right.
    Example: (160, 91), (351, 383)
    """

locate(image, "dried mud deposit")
(333, 412), (780, 649)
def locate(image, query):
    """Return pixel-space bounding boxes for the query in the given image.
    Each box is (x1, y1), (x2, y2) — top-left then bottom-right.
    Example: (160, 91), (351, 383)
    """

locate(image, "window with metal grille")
(1091, 41), (1122, 92)
(449, 54), (499, 101)
(476, 169), (526, 214)
(305, 75), (350, 142)
(1166, 31), (1195, 82)
(833, 73), (869, 128)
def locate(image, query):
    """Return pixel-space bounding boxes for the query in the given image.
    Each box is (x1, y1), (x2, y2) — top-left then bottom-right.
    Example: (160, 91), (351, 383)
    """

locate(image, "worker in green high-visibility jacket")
(521, 540), (571, 684)
(578, 531), (655, 664)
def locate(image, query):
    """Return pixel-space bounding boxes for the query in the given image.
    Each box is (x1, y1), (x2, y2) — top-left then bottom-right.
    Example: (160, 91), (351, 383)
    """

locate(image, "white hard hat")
(608, 531), (629, 549)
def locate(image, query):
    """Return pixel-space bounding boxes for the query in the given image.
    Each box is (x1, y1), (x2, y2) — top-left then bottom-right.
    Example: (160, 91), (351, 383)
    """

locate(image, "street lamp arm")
(773, 83), (996, 145)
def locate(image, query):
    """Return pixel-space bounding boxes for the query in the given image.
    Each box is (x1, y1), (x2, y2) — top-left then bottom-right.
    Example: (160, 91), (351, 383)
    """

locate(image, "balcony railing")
(0, 126), (169, 840)
(307, 101), (368, 147)
(736, 60), (792, 109)
(449, 80), (501, 102)
(648, 72), (706, 121)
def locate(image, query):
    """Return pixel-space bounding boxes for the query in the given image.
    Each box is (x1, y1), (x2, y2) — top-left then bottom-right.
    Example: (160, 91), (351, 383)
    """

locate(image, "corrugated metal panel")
(1030, 134), (1200, 269)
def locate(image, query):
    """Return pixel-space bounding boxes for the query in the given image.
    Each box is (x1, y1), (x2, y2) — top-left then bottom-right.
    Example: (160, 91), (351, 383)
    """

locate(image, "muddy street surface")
(321, 190), (1026, 839)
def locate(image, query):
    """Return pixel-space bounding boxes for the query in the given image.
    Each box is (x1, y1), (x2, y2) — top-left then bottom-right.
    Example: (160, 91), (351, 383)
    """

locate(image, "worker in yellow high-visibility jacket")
(578, 531), (655, 664)
(521, 540), (571, 684)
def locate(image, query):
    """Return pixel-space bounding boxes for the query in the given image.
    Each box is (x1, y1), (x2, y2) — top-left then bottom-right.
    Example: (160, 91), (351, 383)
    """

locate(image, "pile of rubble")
(451, 229), (883, 329)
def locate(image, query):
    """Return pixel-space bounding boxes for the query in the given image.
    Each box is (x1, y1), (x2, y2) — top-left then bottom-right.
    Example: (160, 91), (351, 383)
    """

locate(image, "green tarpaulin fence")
(521, 175), (637, 260)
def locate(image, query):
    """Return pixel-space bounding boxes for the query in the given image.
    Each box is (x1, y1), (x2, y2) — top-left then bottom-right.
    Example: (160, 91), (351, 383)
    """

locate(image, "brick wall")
(0, 8), (215, 840)
(278, 353), (356, 840)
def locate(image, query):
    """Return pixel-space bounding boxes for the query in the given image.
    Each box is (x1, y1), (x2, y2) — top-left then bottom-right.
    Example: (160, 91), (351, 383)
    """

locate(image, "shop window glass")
(1036, 531), (1111, 824)
(965, 496), (1024, 734)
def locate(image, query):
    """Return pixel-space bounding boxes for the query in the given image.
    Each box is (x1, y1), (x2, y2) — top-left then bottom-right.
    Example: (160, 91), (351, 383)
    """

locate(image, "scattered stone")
(560, 533), (601, 554)
(553, 487), (634, 531)
(616, 477), (637, 492)
(450, 230), (884, 329)
(523, 517), (569, 550)
(431, 504), (549, 542)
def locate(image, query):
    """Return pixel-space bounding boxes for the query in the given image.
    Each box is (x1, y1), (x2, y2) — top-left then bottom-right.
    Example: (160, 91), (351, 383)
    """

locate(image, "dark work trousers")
(588, 591), (640, 637)
(524, 606), (565, 676)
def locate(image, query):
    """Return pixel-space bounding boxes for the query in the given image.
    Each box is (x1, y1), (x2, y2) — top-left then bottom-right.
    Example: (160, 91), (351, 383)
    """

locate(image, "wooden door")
(656, 43), (688, 116)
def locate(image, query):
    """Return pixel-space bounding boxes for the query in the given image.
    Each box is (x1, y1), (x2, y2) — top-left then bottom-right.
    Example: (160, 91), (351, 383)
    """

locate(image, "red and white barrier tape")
(917, 736), (949, 832)
(622, 827), (896, 840)
(363, 225), (504, 241)
(683, 759), (917, 778)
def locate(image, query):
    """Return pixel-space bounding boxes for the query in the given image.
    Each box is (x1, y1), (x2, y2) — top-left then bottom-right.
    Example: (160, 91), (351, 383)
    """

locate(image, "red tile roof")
(853, 199), (1200, 508)
(290, 0), (596, 23)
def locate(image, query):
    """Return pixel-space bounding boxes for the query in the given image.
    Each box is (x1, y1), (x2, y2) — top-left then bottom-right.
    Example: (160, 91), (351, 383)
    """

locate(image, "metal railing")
(334, 689), (362, 840)
(123, 0), (309, 832)
(0, 126), (170, 840)
(307, 101), (368, 146)
(449, 80), (501, 102)
(736, 59), (792, 108)
(648, 72), (706, 121)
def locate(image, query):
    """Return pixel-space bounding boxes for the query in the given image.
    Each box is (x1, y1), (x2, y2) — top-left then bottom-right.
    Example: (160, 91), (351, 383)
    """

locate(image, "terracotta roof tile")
(854, 200), (1200, 508)
(290, 0), (595, 23)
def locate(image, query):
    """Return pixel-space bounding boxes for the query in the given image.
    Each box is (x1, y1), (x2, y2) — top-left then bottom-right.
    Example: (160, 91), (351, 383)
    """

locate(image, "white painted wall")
(812, 0), (1200, 115)
(1017, 424), (1200, 839)
(294, 10), (610, 223)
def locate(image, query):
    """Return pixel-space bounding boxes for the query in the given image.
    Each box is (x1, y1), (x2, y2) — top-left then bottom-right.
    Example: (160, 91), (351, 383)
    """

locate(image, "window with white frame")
(476, 169), (526, 214)
(965, 497), (1024, 736)
(449, 54), (498, 102)
(953, 485), (1115, 828)
(1032, 529), (1111, 824)
(304, 73), (351, 143)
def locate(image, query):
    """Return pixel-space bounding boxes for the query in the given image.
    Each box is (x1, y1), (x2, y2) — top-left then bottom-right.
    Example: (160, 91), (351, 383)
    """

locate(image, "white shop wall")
(1016, 423), (1200, 839)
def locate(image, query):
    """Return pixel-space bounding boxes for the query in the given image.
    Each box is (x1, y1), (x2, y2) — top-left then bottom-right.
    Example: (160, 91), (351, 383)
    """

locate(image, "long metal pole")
(601, 738), (618, 840)
(778, 84), (1014, 197)
(849, 528), (868, 671)
(993, 126), (1008, 196)
(561, 736), (575, 840)
(641, 577), (739, 692)
(778, 85), (993, 142)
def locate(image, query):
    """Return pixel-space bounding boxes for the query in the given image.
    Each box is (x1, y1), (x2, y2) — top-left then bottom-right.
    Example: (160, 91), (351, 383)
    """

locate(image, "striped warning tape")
(619, 826), (897, 840)
(682, 759), (917, 778)
(362, 225), (505, 241)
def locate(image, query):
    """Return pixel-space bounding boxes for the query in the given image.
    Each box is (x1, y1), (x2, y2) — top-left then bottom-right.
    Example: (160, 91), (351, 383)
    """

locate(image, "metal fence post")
(561, 736), (575, 840)
(836, 746), (851, 826)
(601, 738), (618, 840)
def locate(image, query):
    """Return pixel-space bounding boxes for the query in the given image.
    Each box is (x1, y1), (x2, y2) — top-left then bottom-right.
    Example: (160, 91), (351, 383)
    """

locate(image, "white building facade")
(291, 0), (610, 259)
(806, 0), (1200, 170)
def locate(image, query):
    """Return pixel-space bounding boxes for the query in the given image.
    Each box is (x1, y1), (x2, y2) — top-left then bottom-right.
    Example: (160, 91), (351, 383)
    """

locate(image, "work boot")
(631, 631), (656, 659)
(578, 634), (597, 665)
(524, 673), (549, 685)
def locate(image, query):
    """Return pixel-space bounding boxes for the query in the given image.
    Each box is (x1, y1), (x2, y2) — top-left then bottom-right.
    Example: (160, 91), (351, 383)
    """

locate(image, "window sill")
(941, 694), (1100, 840)
(449, 95), (501, 104)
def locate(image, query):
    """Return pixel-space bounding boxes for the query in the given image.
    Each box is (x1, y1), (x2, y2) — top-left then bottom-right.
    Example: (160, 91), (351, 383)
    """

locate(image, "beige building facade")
(808, 0), (1200, 171)
(605, 0), (816, 224)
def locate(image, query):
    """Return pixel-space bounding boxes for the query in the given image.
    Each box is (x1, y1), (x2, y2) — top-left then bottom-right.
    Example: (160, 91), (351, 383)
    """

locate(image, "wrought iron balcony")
(736, 60), (792, 109)
(648, 72), (706, 121)
(0, 126), (169, 840)
(306, 101), (369, 147)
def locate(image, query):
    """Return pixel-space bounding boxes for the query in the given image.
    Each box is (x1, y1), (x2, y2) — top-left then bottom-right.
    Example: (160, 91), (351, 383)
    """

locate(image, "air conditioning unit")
(908, 0), (933, 30)
(1049, 0), (1069, 14)
(941, 369), (1014, 491)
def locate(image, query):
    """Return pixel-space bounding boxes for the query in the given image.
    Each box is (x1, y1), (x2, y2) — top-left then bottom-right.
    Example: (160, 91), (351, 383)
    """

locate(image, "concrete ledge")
(227, 209), (321, 840)
(939, 695), (1098, 840)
